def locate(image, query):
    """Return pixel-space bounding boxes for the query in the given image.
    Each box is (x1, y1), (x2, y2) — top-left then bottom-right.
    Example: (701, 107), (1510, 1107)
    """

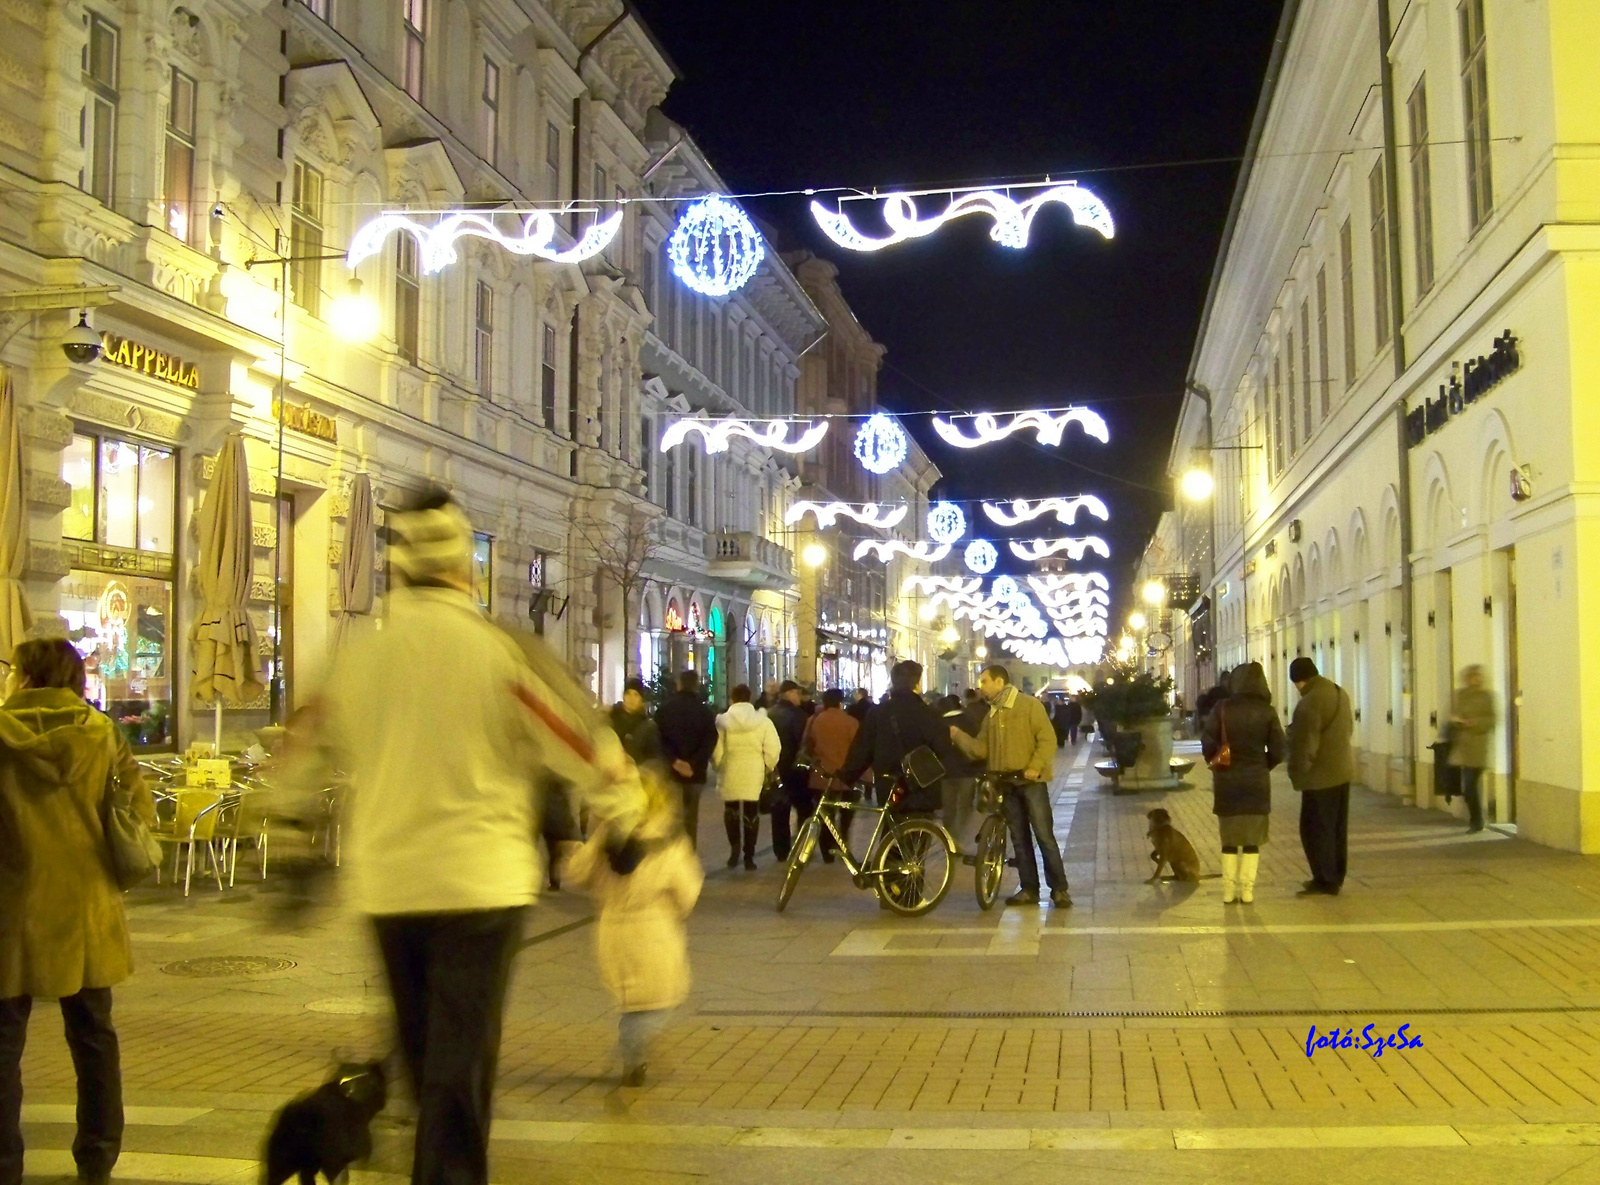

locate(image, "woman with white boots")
(1200, 662), (1286, 904)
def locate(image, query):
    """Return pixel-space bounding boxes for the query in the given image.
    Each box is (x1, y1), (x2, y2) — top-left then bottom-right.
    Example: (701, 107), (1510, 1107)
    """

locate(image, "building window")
(686, 450), (699, 527)
(290, 160), (323, 315)
(471, 532), (492, 611)
(544, 120), (561, 200)
(1368, 159), (1391, 349)
(1339, 218), (1357, 387)
(1315, 266), (1330, 418)
(162, 68), (196, 243)
(640, 416), (653, 494)
(593, 162), (607, 201)
(1271, 355), (1284, 475)
(80, 13), (119, 206)
(395, 235), (419, 364)
(540, 323), (557, 428)
(60, 432), (178, 748)
(401, 0), (425, 102)
(480, 58), (499, 166)
(664, 449), (677, 518)
(640, 244), (655, 315)
(1408, 77), (1435, 295)
(474, 280), (494, 398)
(1300, 302), (1312, 432)
(1459, 0), (1492, 231)
(1285, 329), (1296, 455)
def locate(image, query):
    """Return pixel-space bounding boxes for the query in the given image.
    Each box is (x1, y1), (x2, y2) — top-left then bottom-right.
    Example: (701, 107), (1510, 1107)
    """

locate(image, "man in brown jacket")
(1287, 657), (1355, 896)
(950, 665), (1070, 908)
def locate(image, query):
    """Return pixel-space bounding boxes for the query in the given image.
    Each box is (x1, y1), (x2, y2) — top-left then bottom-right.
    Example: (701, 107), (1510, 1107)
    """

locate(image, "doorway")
(1500, 548), (1519, 824)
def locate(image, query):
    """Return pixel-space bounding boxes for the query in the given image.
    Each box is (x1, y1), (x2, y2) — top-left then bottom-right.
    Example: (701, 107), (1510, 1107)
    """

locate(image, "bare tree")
(573, 501), (668, 682)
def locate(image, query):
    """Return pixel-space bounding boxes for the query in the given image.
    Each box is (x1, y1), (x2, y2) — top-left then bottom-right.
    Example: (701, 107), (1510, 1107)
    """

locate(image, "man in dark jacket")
(846, 687), (872, 723)
(609, 678), (661, 767)
(840, 661), (951, 814)
(939, 693), (987, 854)
(1287, 657), (1355, 896)
(654, 671), (718, 852)
(766, 681), (809, 860)
(1062, 697), (1084, 745)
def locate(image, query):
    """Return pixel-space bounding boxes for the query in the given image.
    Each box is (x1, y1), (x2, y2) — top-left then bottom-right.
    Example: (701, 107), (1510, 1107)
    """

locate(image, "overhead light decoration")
(1001, 636), (1106, 667)
(991, 576), (1020, 601)
(982, 496), (1110, 527)
(926, 501), (967, 544)
(346, 207), (621, 273)
(667, 194), (765, 296)
(786, 501), (907, 530)
(1026, 572), (1111, 592)
(902, 575), (982, 596)
(659, 415), (827, 455)
(853, 540), (951, 564)
(854, 413), (909, 474)
(963, 539), (998, 574)
(810, 183), (1114, 253)
(931, 408), (1109, 449)
(1009, 536), (1112, 562)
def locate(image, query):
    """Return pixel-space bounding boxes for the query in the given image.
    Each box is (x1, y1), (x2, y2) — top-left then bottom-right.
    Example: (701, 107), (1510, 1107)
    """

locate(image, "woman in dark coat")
(1200, 661), (1285, 905)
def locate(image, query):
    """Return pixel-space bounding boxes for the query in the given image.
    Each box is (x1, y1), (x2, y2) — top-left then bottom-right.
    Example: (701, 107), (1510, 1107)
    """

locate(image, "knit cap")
(389, 500), (474, 585)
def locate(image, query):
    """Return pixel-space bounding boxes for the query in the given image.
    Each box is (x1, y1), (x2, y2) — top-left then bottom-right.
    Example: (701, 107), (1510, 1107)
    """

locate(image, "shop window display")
(61, 570), (172, 746)
(472, 532), (492, 611)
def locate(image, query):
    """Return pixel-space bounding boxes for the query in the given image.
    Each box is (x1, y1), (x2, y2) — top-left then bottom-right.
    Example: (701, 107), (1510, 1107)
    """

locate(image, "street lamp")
(939, 625), (960, 647)
(974, 644), (988, 659)
(328, 278), (380, 342)
(1142, 579), (1167, 607)
(918, 601), (936, 621)
(1180, 468), (1214, 501)
(801, 542), (828, 568)
(1128, 610), (1147, 631)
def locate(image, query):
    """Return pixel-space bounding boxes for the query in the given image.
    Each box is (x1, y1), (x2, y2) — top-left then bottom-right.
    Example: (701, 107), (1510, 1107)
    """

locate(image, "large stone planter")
(1113, 715), (1185, 793)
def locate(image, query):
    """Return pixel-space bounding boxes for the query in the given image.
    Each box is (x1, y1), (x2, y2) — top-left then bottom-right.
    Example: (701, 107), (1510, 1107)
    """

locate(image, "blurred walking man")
(1287, 657), (1355, 897)
(313, 489), (642, 1185)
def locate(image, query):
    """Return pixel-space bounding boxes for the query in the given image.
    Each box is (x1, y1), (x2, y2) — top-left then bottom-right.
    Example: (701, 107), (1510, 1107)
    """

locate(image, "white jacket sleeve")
(761, 718), (782, 770)
(712, 727), (726, 770)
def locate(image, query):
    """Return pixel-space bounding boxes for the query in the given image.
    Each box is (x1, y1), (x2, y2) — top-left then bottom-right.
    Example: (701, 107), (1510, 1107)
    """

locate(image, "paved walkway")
(18, 741), (1600, 1183)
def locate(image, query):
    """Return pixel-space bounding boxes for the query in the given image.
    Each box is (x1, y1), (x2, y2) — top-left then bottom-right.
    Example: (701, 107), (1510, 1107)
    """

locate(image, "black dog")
(262, 1061), (387, 1185)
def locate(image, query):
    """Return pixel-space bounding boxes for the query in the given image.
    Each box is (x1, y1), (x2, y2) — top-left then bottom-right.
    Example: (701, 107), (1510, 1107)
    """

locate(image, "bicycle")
(972, 771), (1031, 910)
(776, 769), (955, 916)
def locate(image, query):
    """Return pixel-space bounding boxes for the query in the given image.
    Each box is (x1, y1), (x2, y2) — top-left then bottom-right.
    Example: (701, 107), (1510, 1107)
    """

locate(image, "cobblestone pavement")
(19, 741), (1600, 1183)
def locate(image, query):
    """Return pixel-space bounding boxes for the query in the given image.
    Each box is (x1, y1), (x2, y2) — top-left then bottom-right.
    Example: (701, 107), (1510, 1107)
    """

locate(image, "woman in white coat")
(713, 684), (781, 870)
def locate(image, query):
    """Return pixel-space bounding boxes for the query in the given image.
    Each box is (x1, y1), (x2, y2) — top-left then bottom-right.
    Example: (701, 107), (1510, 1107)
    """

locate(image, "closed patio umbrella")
(0, 372), (33, 664)
(333, 473), (374, 647)
(190, 432), (262, 748)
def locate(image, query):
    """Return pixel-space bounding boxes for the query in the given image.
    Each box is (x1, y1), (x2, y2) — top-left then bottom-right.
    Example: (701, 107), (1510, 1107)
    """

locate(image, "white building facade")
(1170, 0), (1600, 850)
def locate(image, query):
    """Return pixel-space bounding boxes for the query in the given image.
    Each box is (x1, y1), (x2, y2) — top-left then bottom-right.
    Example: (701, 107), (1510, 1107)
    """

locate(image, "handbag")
(889, 711), (945, 789)
(1206, 705), (1232, 772)
(103, 737), (161, 890)
(758, 766), (783, 812)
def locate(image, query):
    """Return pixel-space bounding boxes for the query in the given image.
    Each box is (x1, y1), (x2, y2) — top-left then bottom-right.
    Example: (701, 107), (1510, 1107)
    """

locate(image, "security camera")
(61, 312), (103, 364)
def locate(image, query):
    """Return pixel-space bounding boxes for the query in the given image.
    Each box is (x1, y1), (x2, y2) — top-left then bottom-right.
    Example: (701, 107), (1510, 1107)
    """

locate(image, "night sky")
(629, 0), (1287, 596)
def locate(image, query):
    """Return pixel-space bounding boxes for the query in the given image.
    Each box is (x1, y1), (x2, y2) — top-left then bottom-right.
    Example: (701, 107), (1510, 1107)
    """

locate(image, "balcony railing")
(706, 531), (795, 588)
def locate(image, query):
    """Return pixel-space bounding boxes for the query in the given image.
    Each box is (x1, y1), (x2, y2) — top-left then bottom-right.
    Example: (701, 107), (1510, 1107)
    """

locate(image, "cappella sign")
(99, 332), (201, 389)
(1406, 331), (1520, 447)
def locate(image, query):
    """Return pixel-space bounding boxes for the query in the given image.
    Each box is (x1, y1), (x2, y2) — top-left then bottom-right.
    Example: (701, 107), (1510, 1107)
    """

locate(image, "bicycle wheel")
(776, 815), (819, 912)
(874, 818), (954, 917)
(974, 814), (1007, 911)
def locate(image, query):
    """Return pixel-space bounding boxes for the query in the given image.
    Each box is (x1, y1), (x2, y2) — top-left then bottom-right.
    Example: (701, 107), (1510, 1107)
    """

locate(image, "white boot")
(1238, 852), (1259, 904)
(1220, 852), (1239, 904)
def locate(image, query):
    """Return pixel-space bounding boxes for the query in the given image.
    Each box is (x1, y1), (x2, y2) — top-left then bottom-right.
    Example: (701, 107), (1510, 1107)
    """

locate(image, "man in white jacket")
(314, 489), (642, 1185)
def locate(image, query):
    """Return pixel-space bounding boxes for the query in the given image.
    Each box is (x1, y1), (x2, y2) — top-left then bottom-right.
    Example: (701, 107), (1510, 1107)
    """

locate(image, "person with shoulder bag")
(1201, 662), (1286, 905)
(712, 685), (780, 870)
(0, 638), (154, 1185)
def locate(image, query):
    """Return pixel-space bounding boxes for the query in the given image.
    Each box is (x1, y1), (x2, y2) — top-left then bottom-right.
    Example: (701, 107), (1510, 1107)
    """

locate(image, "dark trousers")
(1461, 767), (1485, 829)
(723, 801), (759, 859)
(373, 908), (525, 1185)
(1299, 784), (1350, 891)
(1002, 783), (1068, 895)
(770, 767), (811, 859)
(676, 783), (703, 852)
(0, 988), (122, 1185)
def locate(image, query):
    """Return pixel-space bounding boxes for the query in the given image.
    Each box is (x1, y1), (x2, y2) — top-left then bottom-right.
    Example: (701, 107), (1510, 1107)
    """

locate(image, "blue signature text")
(1304, 1023), (1424, 1059)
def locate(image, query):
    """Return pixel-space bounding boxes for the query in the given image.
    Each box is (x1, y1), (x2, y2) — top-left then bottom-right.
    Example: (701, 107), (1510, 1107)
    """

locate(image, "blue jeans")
(1002, 783), (1068, 895)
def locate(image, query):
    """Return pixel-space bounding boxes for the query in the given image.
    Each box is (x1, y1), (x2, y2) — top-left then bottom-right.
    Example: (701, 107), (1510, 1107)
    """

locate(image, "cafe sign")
(272, 398), (338, 443)
(1406, 331), (1520, 448)
(100, 332), (200, 389)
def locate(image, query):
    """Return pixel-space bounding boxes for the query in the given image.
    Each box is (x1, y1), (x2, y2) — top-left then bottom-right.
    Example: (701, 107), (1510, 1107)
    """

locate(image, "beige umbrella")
(190, 432), (262, 748)
(333, 473), (374, 647)
(0, 372), (33, 664)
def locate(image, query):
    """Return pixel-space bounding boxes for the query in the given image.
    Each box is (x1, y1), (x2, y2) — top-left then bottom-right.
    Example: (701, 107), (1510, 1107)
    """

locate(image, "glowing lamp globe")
(1181, 468), (1215, 501)
(963, 539), (997, 574)
(329, 279), (380, 342)
(974, 644), (988, 659)
(918, 602), (936, 621)
(801, 542), (828, 568)
(939, 625), (960, 646)
(1128, 611), (1147, 631)
(854, 413), (908, 474)
(926, 501), (967, 544)
(1142, 580), (1167, 606)
(667, 195), (764, 296)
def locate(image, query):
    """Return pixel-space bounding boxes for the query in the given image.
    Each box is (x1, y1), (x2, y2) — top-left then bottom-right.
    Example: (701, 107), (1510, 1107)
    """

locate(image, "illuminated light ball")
(801, 542), (828, 568)
(1181, 468), (1215, 501)
(992, 576), (1020, 602)
(854, 413), (908, 474)
(963, 539), (997, 574)
(918, 602), (936, 621)
(926, 500), (966, 544)
(668, 195), (765, 297)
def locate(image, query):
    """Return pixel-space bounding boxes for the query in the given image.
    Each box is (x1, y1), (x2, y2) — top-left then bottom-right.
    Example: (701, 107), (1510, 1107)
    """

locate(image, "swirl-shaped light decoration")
(852, 540), (951, 564)
(932, 409), (1110, 449)
(1052, 617), (1110, 638)
(786, 501), (908, 530)
(902, 576), (983, 597)
(347, 208), (623, 273)
(982, 496), (1111, 528)
(926, 501), (967, 544)
(659, 416), (828, 456)
(668, 195), (765, 296)
(854, 413), (909, 474)
(1001, 636), (1106, 667)
(963, 539), (998, 574)
(1025, 572), (1112, 592)
(1008, 536), (1112, 563)
(810, 184), (1115, 253)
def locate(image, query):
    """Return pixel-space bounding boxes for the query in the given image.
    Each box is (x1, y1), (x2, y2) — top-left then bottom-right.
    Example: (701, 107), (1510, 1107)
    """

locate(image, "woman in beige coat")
(567, 774), (703, 1087)
(0, 638), (151, 1185)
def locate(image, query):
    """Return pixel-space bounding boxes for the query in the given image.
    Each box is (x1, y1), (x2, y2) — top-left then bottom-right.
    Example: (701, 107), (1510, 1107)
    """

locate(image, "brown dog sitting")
(1146, 808), (1202, 882)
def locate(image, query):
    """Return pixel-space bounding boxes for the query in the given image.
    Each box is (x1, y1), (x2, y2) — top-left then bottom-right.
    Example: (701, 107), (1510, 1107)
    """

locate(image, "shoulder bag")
(1206, 704), (1232, 772)
(890, 709), (945, 789)
(103, 733), (161, 890)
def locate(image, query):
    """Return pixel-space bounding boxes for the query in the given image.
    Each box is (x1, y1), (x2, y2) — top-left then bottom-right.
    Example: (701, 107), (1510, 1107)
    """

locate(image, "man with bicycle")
(950, 665), (1071, 909)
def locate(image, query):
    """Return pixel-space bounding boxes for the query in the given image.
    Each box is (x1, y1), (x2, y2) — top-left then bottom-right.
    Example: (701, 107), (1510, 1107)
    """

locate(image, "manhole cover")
(161, 956), (296, 978)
